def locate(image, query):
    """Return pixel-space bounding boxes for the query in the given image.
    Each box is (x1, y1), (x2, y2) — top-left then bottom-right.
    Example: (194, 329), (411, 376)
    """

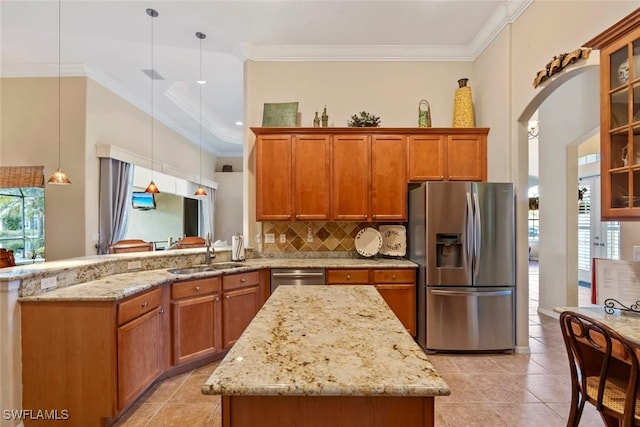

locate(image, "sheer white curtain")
(201, 187), (215, 241)
(97, 158), (134, 254)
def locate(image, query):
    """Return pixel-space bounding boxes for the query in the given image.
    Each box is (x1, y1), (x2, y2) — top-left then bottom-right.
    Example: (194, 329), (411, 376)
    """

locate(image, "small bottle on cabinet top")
(313, 110), (320, 127)
(321, 106), (328, 127)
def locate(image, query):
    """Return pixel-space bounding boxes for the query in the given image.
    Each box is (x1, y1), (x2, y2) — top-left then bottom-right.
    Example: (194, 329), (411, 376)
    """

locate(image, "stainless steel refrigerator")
(409, 182), (515, 352)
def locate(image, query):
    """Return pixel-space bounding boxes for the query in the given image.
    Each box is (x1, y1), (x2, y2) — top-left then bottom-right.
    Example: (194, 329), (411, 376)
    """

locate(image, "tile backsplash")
(261, 222), (392, 253)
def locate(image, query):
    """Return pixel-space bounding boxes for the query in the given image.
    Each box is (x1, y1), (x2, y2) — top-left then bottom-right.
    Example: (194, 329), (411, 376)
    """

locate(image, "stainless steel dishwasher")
(270, 268), (326, 292)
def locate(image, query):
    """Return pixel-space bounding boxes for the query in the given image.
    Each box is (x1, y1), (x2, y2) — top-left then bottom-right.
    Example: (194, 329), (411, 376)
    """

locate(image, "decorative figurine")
(321, 106), (328, 127)
(313, 110), (320, 127)
(418, 100), (431, 128)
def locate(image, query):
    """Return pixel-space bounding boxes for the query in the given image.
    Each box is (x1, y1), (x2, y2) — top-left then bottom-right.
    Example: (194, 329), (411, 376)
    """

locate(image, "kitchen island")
(202, 285), (450, 427)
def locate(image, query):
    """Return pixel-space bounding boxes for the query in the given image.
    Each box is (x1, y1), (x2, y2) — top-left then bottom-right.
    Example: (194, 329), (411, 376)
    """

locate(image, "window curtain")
(97, 158), (134, 254)
(201, 187), (215, 242)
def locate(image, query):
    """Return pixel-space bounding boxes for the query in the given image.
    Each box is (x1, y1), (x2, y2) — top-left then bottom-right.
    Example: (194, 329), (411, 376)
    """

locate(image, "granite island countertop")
(202, 285), (450, 397)
(17, 256), (417, 302)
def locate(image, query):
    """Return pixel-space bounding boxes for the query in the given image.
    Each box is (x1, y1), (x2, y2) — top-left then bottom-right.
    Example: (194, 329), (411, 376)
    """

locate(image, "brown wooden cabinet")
(222, 271), (261, 349)
(171, 277), (222, 366)
(253, 127), (487, 222)
(585, 10), (640, 219)
(371, 135), (407, 220)
(326, 268), (416, 336)
(255, 133), (331, 221)
(332, 134), (370, 220)
(408, 130), (487, 182)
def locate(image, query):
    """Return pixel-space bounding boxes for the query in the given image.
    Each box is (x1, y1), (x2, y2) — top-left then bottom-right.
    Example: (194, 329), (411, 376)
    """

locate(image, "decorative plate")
(354, 227), (382, 257)
(379, 225), (407, 257)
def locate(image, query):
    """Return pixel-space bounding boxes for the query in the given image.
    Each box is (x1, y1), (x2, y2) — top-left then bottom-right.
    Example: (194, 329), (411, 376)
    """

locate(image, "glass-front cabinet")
(587, 10), (640, 220)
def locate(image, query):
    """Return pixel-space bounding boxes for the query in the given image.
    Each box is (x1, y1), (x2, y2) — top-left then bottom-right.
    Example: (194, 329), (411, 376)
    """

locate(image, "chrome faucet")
(204, 233), (214, 264)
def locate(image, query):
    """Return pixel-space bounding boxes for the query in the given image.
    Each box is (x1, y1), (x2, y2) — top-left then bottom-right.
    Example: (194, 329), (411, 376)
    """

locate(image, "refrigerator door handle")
(430, 289), (512, 297)
(465, 191), (473, 267)
(473, 191), (482, 279)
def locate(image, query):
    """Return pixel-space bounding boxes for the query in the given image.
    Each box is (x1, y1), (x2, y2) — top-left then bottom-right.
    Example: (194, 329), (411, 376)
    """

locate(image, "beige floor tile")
(205, 402), (222, 427)
(529, 350), (571, 374)
(427, 354), (463, 373)
(147, 403), (216, 427)
(448, 355), (505, 374)
(437, 402), (509, 427)
(523, 374), (572, 403)
(113, 403), (162, 427)
(137, 371), (191, 404)
(487, 354), (548, 374)
(489, 402), (565, 427)
(168, 371), (222, 404)
(545, 401), (605, 427)
(437, 373), (488, 403)
(475, 374), (541, 403)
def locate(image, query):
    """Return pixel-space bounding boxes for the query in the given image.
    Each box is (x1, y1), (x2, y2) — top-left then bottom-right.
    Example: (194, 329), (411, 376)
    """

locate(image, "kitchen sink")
(167, 262), (245, 275)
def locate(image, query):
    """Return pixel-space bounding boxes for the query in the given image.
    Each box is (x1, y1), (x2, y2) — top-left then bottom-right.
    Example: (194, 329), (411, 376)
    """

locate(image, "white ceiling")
(0, 0), (530, 158)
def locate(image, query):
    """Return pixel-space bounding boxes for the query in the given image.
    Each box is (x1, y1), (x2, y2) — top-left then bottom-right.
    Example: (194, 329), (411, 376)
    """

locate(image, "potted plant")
(347, 111), (381, 127)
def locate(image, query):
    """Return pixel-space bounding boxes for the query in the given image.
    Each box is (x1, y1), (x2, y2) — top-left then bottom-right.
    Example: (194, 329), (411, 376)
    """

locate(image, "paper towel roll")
(232, 234), (245, 261)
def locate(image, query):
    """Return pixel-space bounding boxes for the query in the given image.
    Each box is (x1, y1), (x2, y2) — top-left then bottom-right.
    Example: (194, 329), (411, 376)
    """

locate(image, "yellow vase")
(452, 78), (475, 128)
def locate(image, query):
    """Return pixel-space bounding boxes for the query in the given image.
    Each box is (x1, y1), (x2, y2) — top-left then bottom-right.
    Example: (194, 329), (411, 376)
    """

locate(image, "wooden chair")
(560, 311), (640, 427)
(175, 236), (206, 249)
(0, 249), (16, 268)
(108, 239), (154, 254)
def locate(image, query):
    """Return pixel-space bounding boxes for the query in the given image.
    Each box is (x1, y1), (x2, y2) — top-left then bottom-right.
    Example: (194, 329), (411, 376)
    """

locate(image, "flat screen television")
(132, 192), (156, 210)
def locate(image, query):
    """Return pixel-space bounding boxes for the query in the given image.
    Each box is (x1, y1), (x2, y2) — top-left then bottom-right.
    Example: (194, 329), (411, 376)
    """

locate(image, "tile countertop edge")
(17, 258), (417, 302)
(202, 285), (449, 398)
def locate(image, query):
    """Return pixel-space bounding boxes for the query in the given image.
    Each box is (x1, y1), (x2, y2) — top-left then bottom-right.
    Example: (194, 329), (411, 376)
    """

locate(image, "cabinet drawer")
(172, 277), (220, 300)
(326, 269), (370, 284)
(223, 271), (260, 291)
(372, 269), (415, 284)
(118, 287), (162, 326)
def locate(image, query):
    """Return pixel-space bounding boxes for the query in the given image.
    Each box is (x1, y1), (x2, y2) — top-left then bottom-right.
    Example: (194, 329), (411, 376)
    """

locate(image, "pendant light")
(194, 31), (207, 197)
(144, 8), (160, 194)
(47, 0), (71, 185)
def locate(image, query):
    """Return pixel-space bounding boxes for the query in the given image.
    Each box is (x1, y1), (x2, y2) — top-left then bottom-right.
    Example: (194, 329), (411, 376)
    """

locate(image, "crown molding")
(242, 0), (533, 62)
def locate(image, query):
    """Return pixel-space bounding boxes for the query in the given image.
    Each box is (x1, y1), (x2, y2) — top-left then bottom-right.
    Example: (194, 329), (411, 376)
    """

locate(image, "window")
(528, 185), (539, 244)
(0, 187), (45, 263)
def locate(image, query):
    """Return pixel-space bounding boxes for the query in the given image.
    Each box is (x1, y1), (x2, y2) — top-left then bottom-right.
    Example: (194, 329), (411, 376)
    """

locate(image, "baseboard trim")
(537, 307), (560, 319)
(515, 346), (531, 354)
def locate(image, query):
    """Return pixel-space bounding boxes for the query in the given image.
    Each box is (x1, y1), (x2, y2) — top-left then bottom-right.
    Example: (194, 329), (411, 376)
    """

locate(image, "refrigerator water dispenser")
(436, 234), (462, 268)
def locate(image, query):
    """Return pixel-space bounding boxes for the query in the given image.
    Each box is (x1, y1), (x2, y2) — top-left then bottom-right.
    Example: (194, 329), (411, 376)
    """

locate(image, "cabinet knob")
(225, 295), (230, 300)
(141, 302), (148, 308)
(392, 274), (397, 280)
(449, 176), (452, 180)
(159, 308), (165, 314)
(440, 176), (444, 179)
(240, 278), (247, 282)
(215, 296), (220, 302)
(195, 286), (201, 291)
(346, 274), (351, 280)
(372, 214), (377, 219)
(296, 214), (300, 219)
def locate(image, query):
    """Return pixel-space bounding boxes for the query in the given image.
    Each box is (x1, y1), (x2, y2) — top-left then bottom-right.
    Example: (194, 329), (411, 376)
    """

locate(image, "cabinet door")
(293, 134), (331, 220)
(172, 294), (221, 365)
(256, 135), (292, 220)
(223, 285), (260, 349)
(117, 307), (163, 410)
(332, 135), (370, 220)
(408, 135), (445, 181)
(371, 135), (407, 221)
(446, 134), (486, 181)
(375, 284), (416, 336)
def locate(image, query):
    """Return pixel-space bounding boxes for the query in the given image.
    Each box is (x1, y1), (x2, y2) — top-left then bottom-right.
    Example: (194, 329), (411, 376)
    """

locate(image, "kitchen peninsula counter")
(202, 285), (449, 427)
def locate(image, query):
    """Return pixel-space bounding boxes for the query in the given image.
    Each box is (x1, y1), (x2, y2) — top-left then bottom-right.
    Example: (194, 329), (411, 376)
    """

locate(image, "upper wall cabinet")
(252, 127), (488, 222)
(585, 9), (640, 220)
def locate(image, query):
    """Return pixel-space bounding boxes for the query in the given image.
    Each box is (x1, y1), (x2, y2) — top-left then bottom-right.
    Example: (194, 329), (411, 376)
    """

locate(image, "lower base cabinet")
(223, 271), (261, 349)
(326, 268), (416, 336)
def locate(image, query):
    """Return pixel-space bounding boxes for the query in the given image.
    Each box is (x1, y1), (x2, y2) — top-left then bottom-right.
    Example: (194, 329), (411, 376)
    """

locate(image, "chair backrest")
(108, 239), (154, 254)
(560, 310), (640, 423)
(0, 249), (16, 268)
(175, 236), (206, 249)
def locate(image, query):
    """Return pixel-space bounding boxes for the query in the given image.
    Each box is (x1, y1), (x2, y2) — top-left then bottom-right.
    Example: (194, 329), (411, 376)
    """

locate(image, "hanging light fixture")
(47, 0), (71, 185)
(194, 31), (207, 197)
(144, 8), (160, 194)
(527, 120), (539, 140)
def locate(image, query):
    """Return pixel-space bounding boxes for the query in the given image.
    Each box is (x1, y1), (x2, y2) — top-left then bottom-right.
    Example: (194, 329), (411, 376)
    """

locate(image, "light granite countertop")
(202, 285), (450, 397)
(17, 256), (416, 302)
(554, 306), (640, 347)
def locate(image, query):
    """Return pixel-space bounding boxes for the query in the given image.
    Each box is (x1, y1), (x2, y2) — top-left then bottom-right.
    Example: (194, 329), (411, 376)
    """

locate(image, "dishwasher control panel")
(270, 268), (326, 292)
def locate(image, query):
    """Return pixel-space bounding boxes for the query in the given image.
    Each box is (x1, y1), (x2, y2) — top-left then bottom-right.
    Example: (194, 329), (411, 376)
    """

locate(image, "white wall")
(214, 171), (243, 244)
(126, 192), (183, 246)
